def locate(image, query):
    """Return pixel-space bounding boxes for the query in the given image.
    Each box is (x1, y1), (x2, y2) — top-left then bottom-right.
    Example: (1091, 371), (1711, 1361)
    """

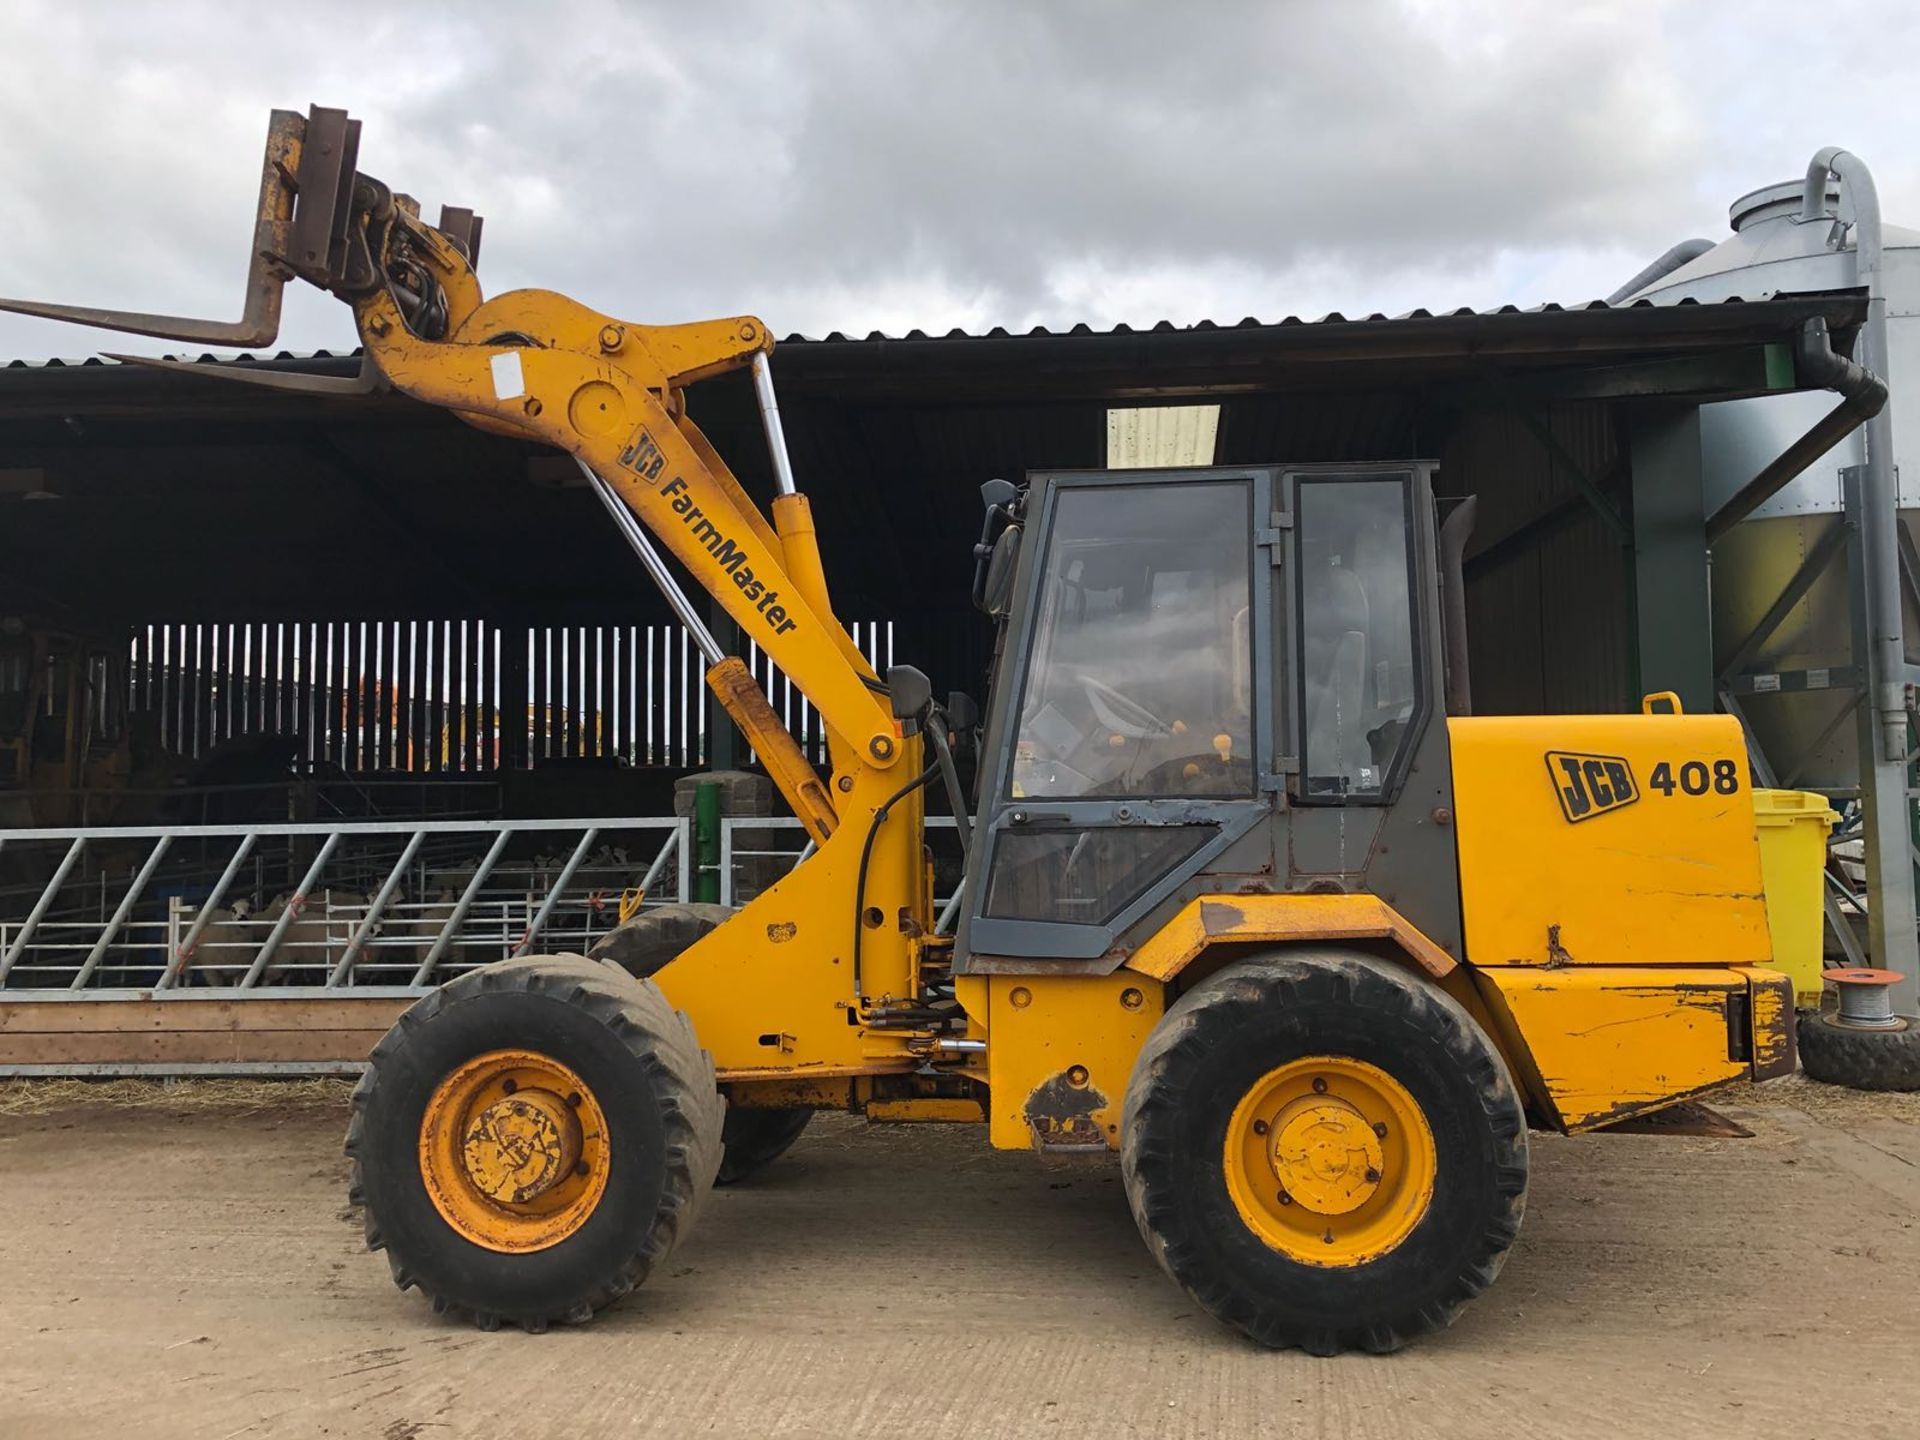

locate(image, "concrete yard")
(1, 1078), (1916, 1439)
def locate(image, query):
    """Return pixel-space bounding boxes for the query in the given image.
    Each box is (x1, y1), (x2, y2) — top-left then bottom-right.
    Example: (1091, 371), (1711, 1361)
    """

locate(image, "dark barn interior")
(0, 291), (1866, 832)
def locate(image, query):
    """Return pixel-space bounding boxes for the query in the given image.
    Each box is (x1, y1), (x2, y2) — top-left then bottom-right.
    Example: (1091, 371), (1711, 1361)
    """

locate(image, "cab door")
(959, 468), (1279, 964)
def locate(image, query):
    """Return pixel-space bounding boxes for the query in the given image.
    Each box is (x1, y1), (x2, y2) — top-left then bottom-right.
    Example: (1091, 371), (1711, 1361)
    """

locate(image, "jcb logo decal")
(1546, 751), (1638, 823)
(617, 425), (667, 484)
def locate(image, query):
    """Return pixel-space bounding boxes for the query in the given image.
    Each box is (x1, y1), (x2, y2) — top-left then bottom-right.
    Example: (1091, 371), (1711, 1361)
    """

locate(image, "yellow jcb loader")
(0, 107), (1797, 1354)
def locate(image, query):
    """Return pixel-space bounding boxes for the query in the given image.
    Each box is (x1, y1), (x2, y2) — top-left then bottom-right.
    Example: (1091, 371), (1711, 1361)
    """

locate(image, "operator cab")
(959, 464), (1440, 968)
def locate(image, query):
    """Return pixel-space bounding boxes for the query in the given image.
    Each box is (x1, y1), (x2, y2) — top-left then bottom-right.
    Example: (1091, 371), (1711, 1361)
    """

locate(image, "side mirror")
(978, 525), (1022, 619)
(886, 664), (934, 727)
(944, 689), (981, 736)
(980, 478), (1018, 510)
(971, 478), (1025, 617)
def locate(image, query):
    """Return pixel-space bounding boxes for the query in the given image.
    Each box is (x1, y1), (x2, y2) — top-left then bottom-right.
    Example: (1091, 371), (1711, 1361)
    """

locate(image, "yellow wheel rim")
(419, 1049), (610, 1254)
(1223, 1055), (1436, 1267)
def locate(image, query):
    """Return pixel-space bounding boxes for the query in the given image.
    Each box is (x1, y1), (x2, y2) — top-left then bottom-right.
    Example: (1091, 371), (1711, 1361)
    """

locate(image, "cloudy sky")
(0, 1), (1911, 359)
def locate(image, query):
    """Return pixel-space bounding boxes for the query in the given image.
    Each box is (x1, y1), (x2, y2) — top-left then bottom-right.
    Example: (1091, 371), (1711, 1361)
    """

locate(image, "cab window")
(1295, 476), (1421, 800)
(1010, 481), (1253, 799)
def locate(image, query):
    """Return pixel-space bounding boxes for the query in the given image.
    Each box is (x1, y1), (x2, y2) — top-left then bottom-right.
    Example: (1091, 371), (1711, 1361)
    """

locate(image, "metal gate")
(0, 816), (688, 1075)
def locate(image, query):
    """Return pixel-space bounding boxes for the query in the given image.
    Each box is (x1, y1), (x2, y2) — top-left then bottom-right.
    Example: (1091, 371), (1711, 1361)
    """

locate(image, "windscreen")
(1009, 481), (1254, 799)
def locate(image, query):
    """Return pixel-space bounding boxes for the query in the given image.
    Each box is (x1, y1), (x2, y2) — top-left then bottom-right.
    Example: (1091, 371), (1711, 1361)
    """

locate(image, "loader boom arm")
(353, 275), (901, 814)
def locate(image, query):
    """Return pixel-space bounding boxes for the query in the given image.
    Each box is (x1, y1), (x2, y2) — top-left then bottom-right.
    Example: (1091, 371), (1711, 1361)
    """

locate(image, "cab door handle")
(1007, 809), (1074, 826)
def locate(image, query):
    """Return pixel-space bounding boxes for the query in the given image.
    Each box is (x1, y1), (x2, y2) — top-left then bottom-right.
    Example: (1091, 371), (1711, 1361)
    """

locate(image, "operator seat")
(1302, 564), (1370, 792)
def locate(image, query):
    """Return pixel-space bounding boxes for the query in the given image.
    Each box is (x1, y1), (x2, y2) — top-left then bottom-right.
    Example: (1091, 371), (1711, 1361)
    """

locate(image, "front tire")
(346, 955), (723, 1330)
(1121, 948), (1527, 1354)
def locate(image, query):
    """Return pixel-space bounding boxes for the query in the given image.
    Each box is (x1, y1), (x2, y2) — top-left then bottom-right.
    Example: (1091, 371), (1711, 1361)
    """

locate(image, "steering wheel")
(1079, 672), (1175, 740)
(1121, 752), (1256, 796)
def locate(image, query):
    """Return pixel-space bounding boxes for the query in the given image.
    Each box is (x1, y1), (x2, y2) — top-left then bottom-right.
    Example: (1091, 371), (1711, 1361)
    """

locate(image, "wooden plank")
(0, 1027), (394, 1066)
(0, 997), (413, 1034)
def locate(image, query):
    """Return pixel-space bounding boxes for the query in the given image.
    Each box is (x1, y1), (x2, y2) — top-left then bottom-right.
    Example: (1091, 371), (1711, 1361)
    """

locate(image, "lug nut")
(1312, 1077), (1328, 1094)
(566, 1091), (583, 1108)
(1322, 1230), (1335, 1245)
(501, 1078), (518, 1095)
(574, 1160), (589, 1177)
(1277, 1190), (1292, 1206)
(1373, 1121), (1388, 1138)
(1364, 1167), (1381, 1184)
(1252, 1119), (1268, 1135)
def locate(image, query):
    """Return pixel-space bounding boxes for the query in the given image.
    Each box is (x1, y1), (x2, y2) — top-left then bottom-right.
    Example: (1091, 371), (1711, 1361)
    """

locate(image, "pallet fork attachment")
(0, 106), (477, 398)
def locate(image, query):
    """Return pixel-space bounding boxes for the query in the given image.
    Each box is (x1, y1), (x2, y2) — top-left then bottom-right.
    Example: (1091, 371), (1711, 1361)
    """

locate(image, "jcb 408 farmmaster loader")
(1, 108), (1797, 1354)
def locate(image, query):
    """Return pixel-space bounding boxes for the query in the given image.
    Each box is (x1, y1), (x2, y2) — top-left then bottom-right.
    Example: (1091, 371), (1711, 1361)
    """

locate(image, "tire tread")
(346, 954), (722, 1331)
(1119, 948), (1528, 1354)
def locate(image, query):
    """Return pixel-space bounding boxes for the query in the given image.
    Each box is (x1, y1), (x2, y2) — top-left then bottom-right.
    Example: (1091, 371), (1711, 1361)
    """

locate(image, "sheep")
(177, 889), (393, 986)
(173, 897), (259, 987)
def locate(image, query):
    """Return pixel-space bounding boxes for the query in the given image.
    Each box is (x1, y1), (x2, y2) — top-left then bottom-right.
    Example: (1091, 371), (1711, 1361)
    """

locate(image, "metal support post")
(708, 596), (743, 770)
(1845, 464), (1919, 1008)
(694, 782), (721, 904)
(1628, 407), (1715, 711)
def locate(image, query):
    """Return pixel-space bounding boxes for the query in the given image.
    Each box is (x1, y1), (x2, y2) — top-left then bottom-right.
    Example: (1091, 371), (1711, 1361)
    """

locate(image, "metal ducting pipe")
(1800, 147), (1915, 1000)
(1605, 238), (1715, 305)
(1705, 316), (1887, 542)
(1803, 148), (1905, 766)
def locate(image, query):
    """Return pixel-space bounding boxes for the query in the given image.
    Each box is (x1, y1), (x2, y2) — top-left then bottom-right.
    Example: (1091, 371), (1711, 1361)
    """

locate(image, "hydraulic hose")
(850, 763), (938, 1003)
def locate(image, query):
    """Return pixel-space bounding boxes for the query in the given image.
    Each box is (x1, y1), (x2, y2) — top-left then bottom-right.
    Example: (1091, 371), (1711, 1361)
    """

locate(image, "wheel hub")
(418, 1049), (611, 1254)
(1269, 1099), (1383, 1215)
(461, 1090), (583, 1205)
(1222, 1054), (1436, 1267)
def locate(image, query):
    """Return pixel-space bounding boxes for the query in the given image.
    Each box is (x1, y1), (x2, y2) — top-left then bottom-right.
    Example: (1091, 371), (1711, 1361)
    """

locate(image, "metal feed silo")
(1628, 169), (1920, 791)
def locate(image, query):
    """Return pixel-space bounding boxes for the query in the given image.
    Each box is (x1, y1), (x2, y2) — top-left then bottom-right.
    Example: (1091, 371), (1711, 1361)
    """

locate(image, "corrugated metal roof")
(0, 289), (1865, 371)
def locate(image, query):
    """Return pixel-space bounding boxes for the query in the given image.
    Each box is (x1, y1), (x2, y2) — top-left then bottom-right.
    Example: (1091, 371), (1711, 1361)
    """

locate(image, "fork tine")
(0, 108), (306, 347)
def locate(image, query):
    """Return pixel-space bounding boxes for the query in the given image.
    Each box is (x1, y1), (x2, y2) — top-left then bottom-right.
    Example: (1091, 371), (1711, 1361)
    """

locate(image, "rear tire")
(1121, 948), (1527, 1354)
(346, 955), (723, 1330)
(592, 902), (814, 1185)
(588, 903), (736, 979)
(717, 1108), (814, 1185)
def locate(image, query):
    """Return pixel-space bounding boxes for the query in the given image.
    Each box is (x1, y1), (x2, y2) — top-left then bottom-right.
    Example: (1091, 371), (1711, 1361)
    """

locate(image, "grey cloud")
(0, 0), (1908, 357)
